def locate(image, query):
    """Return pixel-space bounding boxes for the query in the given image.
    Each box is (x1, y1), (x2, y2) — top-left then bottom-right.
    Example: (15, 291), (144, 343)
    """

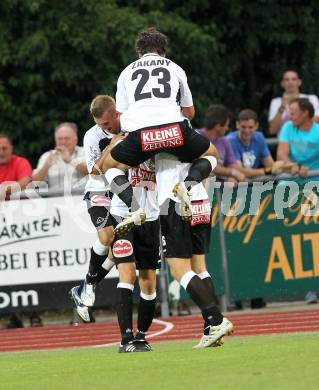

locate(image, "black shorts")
(112, 219), (160, 269)
(84, 191), (113, 229)
(111, 120), (210, 167)
(190, 199), (212, 254)
(160, 199), (192, 259)
(191, 223), (211, 255)
(160, 199), (211, 258)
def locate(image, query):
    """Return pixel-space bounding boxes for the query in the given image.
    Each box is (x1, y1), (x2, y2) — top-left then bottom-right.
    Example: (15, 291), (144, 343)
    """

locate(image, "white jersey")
(83, 124), (114, 193)
(116, 53), (193, 132)
(111, 160), (159, 221)
(155, 154), (209, 207)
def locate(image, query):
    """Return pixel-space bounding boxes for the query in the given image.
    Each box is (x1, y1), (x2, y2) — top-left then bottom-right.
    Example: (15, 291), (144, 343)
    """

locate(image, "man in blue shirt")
(227, 109), (286, 178)
(227, 109), (288, 309)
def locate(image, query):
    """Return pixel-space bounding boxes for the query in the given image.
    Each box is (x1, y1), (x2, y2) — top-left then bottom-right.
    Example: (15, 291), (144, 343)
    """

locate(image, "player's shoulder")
(83, 124), (106, 143)
(84, 124), (104, 137)
(165, 57), (186, 75)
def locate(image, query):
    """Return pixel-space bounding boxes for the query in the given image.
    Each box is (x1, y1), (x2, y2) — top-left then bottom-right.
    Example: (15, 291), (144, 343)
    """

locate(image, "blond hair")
(90, 95), (116, 118)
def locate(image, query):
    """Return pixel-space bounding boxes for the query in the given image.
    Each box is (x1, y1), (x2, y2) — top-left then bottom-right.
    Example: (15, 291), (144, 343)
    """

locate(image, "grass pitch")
(1, 333), (319, 390)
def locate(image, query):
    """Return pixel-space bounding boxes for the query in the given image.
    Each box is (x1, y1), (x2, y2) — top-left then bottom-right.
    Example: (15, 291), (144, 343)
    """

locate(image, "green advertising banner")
(207, 182), (319, 301)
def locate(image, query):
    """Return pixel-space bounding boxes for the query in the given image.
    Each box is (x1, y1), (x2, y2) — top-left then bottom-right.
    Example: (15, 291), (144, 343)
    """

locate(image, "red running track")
(1, 309), (319, 353)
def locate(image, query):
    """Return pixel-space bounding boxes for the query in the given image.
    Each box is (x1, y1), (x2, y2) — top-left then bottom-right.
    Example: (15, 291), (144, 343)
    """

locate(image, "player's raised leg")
(104, 163), (146, 237)
(173, 147), (218, 221)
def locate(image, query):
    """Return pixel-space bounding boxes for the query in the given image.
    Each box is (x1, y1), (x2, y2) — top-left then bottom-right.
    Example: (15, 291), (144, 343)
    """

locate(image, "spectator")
(277, 97), (319, 304)
(228, 109), (271, 310)
(0, 133), (32, 196)
(268, 69), (319, 135)
(197, 105), (246, 183)
(277, 98), (319, 180)
(228, 109), (289, 178)
(0, 134), (35, 328)
(32, 122), (88, 190)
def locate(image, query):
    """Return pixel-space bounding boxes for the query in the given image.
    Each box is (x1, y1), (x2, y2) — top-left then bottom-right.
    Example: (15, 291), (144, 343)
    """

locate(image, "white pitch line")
(92, 318), (174, 348)
(147, 318), (175, 339)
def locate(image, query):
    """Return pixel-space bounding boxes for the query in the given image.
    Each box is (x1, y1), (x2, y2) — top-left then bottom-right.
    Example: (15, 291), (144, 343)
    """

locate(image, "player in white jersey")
(69, 96), (122, 319)
(100, 28), (218, 236)
(70, 96), (159, 352)
(156, 154), (233, 348)
(110, 159), (160, 353)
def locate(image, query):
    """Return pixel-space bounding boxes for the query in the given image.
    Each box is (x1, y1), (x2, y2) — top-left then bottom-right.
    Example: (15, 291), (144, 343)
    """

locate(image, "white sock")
(104, 167), (125, 185)
(101, 258), (115, 271)
(140, 291), (156, 300)
(180, 270), (197, 290)
(203, 155), (217, 171)
(117, 282), (134, 291)
(92, 240), (108, 256)
(198, 271), (211, 280)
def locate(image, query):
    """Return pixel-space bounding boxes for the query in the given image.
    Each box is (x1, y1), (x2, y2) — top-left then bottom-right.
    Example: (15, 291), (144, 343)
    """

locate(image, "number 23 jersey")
(116, 53), (193, 132)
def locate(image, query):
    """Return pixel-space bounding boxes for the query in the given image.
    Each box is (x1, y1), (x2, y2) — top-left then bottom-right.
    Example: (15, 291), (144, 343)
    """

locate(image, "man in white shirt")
(32, 122), (88, 190)
(101, 28), (218, 235)
(268, 70), (319, 135)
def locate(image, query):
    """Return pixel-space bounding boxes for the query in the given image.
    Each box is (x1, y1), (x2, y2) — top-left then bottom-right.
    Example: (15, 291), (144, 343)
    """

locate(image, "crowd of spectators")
(1, 68), (318, 327)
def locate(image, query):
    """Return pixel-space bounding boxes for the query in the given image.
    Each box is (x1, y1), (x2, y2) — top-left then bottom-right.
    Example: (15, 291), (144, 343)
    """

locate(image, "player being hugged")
(69, 95), (122, 321)
(100, 27), (218, 236)
(70, 95), (160, 353)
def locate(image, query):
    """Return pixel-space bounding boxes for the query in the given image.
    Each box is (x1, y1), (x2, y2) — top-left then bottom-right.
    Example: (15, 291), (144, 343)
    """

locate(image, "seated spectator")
(228, 109), (289, 178)
(277, 97), (319, 304)
(197, 104), (246, 183)
(0, 134), (33, 328)
(277, 98), (319, 180)
(268, 69), (319, 135)
(0, 133), (32, 196)
(32, 122), (88, 190)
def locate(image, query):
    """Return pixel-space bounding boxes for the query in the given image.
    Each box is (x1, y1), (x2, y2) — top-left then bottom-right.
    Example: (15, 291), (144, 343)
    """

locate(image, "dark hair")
(237, 109), (258, 122)
(0, 133), (12, 144)
(290, 97), (314, 118)
(135, 27), (168, 56)
(204, 104), (231, 129)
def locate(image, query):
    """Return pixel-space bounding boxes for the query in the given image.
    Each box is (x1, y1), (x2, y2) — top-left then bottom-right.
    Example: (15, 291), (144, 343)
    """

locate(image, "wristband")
(264, 167), (272, 174)
(278, 105), (285, 114)
(231, 168), (238, 177)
